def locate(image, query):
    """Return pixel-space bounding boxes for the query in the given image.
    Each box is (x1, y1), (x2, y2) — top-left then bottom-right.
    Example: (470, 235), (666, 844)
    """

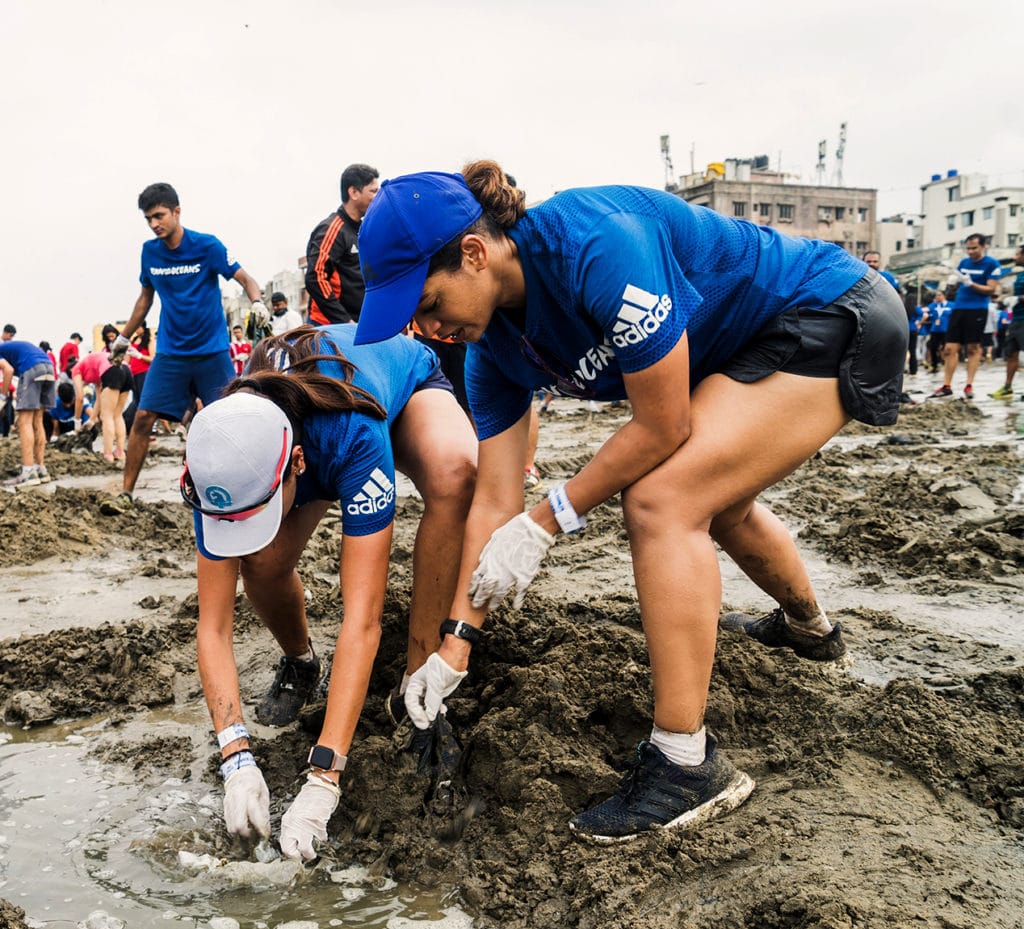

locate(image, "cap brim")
(353, 261), (430, 345)
(200, 482), (285, 557)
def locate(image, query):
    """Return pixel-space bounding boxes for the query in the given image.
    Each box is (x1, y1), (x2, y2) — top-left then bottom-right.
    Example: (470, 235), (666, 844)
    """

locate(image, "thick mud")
(1, 379), (1023, 929)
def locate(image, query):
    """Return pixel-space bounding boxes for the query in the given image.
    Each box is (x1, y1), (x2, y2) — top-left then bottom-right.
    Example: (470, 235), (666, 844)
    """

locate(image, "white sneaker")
(3, 470), (41, 488)
(36, 465), (51, 484)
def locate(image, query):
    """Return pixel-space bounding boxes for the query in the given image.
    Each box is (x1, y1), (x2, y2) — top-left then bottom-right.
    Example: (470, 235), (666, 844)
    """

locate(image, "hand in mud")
(405, 652), (467, 730)
(469, 512), (555, 611)
(223, 765), (271, 841)
(279, 773), (341, 861)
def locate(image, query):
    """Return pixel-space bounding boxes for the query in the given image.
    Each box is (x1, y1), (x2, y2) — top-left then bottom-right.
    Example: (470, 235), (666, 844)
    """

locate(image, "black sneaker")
(255, 648), (322, 726)
(100, 491), (133, 515)
(569, 736), (754, 844)
(385, 682), (408, 726)
(719, 607), (846, 661)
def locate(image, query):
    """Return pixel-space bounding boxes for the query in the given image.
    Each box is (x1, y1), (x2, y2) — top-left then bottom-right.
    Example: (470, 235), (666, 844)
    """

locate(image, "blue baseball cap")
(354, 172), (483, 345)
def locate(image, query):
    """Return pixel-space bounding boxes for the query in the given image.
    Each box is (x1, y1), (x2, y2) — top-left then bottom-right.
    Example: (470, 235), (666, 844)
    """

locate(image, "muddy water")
(1, 361), (1023, 929)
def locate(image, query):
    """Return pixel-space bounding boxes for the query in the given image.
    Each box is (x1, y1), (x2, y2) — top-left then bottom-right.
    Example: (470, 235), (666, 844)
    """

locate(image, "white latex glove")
(223, 765), (271, 841)
(126, 346), (143, 359)
(73, 418), (82, 432)
(250, 301), (271, 327)
(469, 512), (555, 611)
(405, 652), (467, 730)
(958, 271), (974, 287)
(108, 334), (131, 365)
(279, 773), (341, 861)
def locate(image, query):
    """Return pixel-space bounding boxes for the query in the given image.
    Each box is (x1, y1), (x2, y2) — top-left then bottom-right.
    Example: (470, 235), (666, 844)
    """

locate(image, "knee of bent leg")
(421, 451), (477, 514)
(622, 476), (707, 537)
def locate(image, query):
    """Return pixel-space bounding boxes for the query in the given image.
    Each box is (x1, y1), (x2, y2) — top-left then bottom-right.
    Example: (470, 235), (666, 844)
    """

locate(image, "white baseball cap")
(181, 392), (293, 557)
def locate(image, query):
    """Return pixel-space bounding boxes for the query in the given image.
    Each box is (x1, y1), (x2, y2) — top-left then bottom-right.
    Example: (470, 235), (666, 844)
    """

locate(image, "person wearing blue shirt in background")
(353, 161), (907, 844)
(47, 380), (95, 438)
(181, 324), (475, 860)
(929, 234), (1003, 399)
(863, 251), (900, 291)
(0, 339), (57, 486)
(100, 182), (269, 515)
(989, 245), (1024, 399)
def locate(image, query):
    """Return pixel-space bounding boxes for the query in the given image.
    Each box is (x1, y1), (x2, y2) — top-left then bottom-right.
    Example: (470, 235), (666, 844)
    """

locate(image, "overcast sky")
(2, 0), (1021, 345)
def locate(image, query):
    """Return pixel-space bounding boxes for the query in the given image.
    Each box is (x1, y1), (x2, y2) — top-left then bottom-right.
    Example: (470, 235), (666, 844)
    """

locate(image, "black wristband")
(440, 619), (482, 646)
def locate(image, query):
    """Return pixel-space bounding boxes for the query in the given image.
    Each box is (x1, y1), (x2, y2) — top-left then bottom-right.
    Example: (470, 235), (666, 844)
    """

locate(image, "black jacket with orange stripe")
(304, 207), (365, 324)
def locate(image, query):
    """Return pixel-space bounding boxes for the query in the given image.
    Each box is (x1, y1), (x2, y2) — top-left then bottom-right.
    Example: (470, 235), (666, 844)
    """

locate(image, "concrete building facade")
(675, 157), (878, 256)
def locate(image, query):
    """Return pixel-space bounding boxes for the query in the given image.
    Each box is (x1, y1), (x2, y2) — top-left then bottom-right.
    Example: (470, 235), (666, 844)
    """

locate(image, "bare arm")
(195, 553), (249, 759)
(440, 334), (693, 671)
(233, 268), (265, 305)
(118, 287), (155, 341)
(313, 525), (393, 779)
(0, 359), (12, 397)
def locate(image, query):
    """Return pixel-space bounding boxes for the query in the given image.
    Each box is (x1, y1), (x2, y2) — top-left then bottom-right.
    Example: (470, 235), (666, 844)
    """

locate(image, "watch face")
(309, 745), (335, 770)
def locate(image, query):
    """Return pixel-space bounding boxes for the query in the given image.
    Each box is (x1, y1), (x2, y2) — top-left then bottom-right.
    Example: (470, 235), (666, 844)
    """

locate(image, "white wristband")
(217, 723), (249, 750)
(548, 483), (587, 535)
(219, 750), (257, 781)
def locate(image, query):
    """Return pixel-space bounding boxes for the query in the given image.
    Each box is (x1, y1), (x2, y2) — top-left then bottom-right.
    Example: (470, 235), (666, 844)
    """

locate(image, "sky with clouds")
(2, 0), (1021, 344)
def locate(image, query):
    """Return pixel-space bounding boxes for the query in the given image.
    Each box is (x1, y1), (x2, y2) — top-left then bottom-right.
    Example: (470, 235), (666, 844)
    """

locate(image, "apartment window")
(856, 241), (868, 253)
(834, 206), (846, 220)
(778, 204), (794, 222)
(907, 238), (915, 248)
(961, 211), (974, 227)
(983, 206), (993, 220)
(947, 187), (959, 201)
(1011, 204), (1019, 217)
(817, 205), (833, 221)
(1009, 233), (1020, 246)
(857, 207), (868, 223)
(946, 215), (956, 230)
(895, 241), (902, 252)
(758, 203), (771, 219)
(733, 202), (746, 217)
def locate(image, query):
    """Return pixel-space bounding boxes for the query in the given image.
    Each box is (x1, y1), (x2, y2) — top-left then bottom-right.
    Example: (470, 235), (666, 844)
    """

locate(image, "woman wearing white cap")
(352, 161), (906, 843)
(181, 324), (475, 859)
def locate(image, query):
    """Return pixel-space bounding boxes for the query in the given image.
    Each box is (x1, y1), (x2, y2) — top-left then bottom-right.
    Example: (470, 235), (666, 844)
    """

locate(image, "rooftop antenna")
(660, 135), (674, 189)
(833, 121), (847, 187)
(815, 139), (827, 185)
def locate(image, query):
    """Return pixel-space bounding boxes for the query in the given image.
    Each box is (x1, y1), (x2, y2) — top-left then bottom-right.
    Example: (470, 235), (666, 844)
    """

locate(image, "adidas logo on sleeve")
(346, 468), (396, 515)
(611, 284), (672, 347)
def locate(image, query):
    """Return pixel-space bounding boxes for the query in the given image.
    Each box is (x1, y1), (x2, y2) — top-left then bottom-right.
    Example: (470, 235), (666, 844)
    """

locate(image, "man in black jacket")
(305, 164), (379, 325)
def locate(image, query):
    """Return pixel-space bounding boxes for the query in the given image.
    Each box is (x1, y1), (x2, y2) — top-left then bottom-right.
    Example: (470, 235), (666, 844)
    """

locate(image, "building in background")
(876, 213), (923, 266)
(673, 156), (878, 256)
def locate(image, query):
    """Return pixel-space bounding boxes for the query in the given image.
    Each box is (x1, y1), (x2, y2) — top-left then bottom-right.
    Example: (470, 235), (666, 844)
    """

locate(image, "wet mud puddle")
(0, 712), (470, 929)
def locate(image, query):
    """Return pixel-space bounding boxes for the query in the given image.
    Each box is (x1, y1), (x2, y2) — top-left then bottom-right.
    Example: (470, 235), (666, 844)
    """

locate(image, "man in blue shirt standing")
(101, 183), (267, 515)
(863, 251), (900, 291)
(929, 234), (1003, 399)
(989, 244), (1024, 400)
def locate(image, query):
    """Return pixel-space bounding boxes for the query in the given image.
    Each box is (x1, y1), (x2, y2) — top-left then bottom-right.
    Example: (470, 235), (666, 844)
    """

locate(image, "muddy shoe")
(719, 607), (846, 661)
(385, 682), (408, 726)
(3, 470), (41, 488)
(569, 736), (754, 844)
(100, 492), (133, 516)
(255, 650), (322, 726)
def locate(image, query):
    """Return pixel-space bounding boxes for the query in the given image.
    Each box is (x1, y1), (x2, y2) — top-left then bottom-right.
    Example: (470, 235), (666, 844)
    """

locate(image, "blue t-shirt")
(953, 254), (1002, 310)
(194, 324), (440, 557)
(0, 340), (51, 375)
(909, 305), (923, 333)
(880, 270), (899, 290)
(140, 228), (240, 356)
(466, 186), (867, 440)
(931, 305), (951, 334)
(51, 396), (89, 422)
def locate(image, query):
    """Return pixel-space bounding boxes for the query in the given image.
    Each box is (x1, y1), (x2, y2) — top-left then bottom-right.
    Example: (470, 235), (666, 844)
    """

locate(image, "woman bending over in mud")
(182, 324), (475, 859)
(353, 161), (907, 843)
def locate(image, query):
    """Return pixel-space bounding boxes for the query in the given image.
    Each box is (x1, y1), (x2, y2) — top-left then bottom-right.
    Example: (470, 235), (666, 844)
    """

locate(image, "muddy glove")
(222, 758), (271, 841)
(250, 301), (271, 328)
(469, 512), (555, 611)
(405, 652), (467, 730)
(108, 335), (131, 365)
(279, 773), (341, 861)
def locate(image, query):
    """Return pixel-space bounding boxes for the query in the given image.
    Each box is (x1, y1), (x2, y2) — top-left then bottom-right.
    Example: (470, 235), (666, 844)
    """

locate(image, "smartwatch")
(440, 618), (482, 646)
(307, 744), (347, 772)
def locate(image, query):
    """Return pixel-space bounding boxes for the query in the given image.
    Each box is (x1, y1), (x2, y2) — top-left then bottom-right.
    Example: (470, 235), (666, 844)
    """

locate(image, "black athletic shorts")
(721, 270), (907, 425)
(414, 333), (468, 413)
(945, 309), (987, 345)
(1005, 318), (1024, 355)
(100, 363), (134, 392)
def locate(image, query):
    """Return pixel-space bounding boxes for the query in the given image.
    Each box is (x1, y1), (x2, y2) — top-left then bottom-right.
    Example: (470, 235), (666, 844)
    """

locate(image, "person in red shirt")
(229, 324), (251, 375)
(59, 333), (83, 373)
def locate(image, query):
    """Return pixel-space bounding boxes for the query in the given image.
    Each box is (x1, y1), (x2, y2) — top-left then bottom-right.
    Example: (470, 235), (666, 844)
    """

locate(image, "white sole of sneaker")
(570, 769), (756, 845)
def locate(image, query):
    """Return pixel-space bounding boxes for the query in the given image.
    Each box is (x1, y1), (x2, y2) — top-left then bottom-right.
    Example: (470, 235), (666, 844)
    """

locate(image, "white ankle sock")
(21, 466), (35, 476)
(293, 646), (314, 662)
(784, 609), (833, 637)
(649, 724), (707, 767)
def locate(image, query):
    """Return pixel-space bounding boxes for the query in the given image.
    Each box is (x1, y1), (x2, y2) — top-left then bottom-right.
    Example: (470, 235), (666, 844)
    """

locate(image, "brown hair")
(427, 160), (527, 275)
(225, 326), (386, 449)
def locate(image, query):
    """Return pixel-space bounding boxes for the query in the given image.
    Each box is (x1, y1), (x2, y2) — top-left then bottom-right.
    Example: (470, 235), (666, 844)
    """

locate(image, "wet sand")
(1, 364), (1022, 929)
